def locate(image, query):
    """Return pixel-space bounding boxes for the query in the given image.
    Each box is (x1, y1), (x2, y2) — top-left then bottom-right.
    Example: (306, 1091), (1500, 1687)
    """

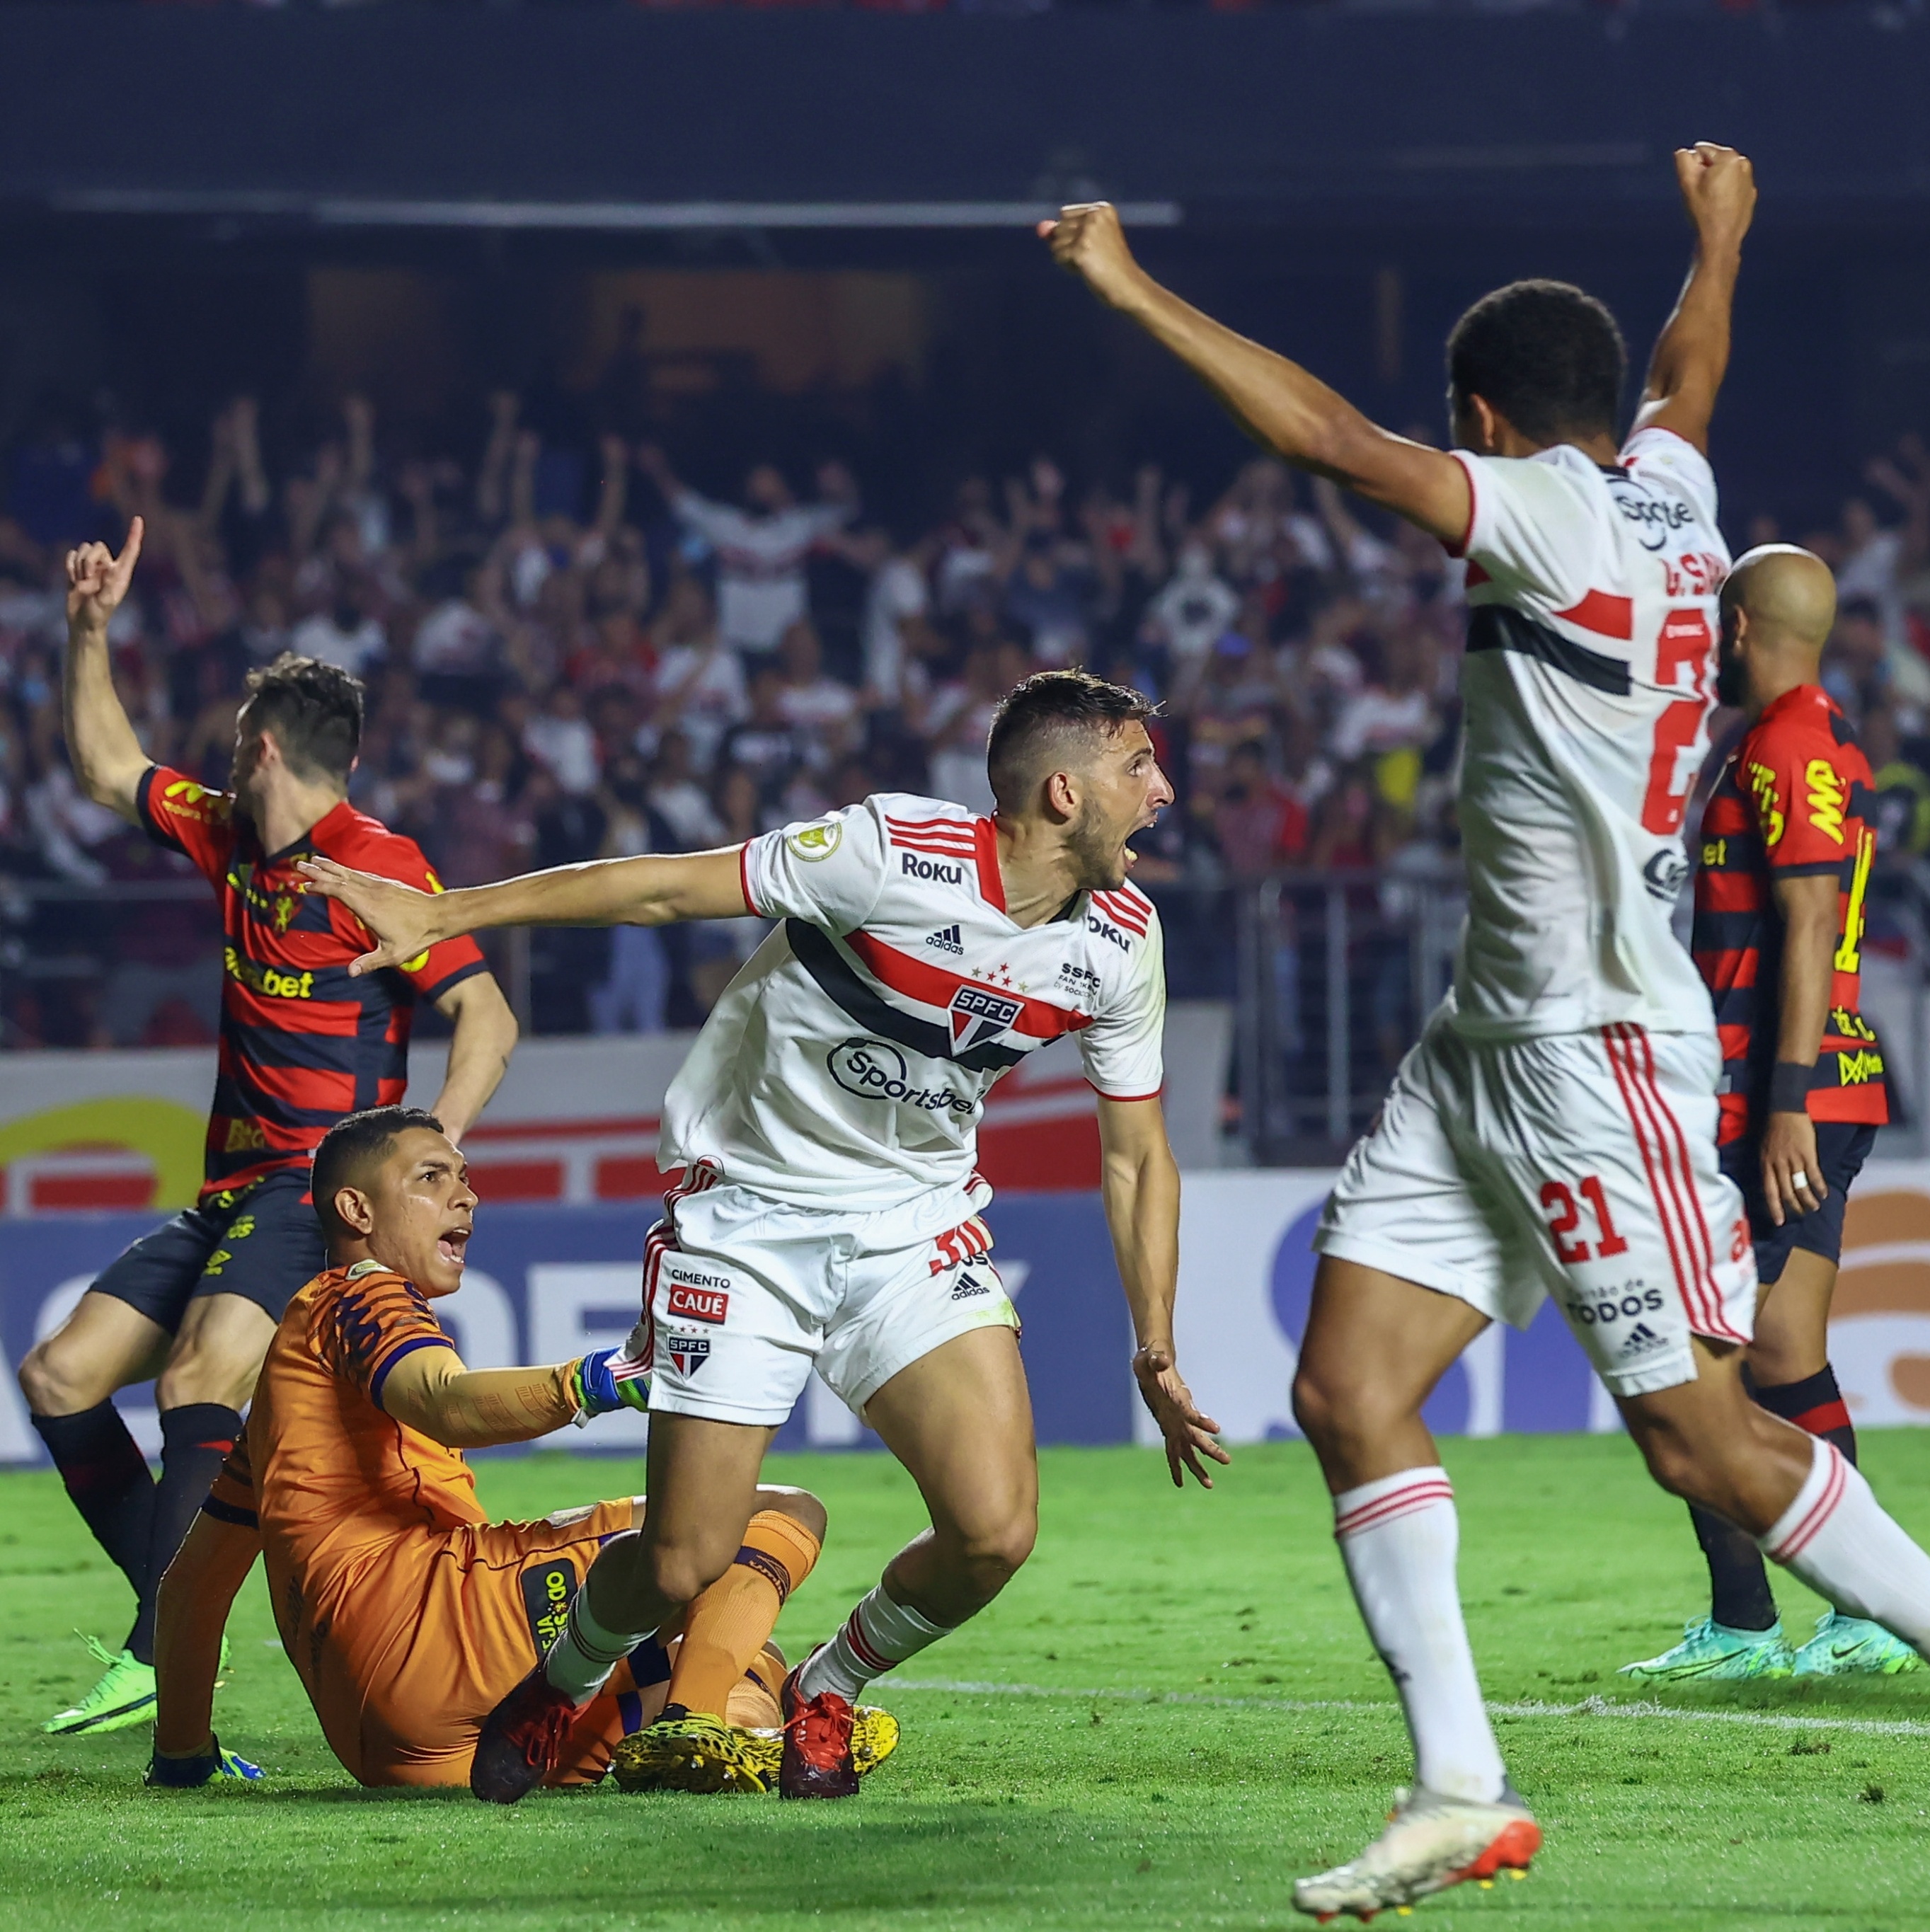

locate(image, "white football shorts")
(637, 1163), (1021, 1427)
(1315, 1004), (1757, 1396)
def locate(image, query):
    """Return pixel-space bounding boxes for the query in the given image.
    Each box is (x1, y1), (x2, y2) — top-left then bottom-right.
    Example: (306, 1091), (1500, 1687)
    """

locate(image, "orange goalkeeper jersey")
(206, 1258), (481, 1595)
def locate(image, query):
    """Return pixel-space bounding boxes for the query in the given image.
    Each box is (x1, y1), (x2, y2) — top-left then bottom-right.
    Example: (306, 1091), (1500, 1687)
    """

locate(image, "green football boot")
(1619, 1616), (1795, 1684)
(1791, 1611), (1924, 1677)
(43, 1634), (157, 1735)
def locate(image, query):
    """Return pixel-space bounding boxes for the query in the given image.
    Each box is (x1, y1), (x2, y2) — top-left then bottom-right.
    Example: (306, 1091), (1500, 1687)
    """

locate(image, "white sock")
(1333, 1467), (1508, 1805)
(543, 1588), (649, 1708)
(1759, 1437), (1930, 1653)
(798, 1583), (953, 1702)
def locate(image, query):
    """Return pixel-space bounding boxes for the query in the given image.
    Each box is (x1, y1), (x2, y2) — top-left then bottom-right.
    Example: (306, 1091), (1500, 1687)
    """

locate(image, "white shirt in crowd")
(863, 555), (931, 703)
(658, 794), (1166, 1212)
(1446, 425), (1730, 1040)
(290, 610), (386, 677)
(1144, 548), (1239, 661)
(671, 490), (851, 653)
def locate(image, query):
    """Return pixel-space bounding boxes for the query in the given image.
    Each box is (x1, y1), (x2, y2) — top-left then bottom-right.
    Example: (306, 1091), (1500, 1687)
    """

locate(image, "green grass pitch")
(6, 1434), (1930, 1930)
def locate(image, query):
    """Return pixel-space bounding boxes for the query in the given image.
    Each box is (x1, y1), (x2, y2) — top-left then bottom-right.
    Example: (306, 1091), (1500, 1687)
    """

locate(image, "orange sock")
(666, 1510), (821, 1718)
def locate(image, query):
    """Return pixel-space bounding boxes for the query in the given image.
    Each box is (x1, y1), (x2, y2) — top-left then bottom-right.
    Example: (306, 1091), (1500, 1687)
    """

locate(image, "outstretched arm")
(379, 1340), (647, 1449)
(299, 846), (751, 977)
(1631, 144), (1757, 454)
(1096, 1095), (1229, 1490)
(62, 518), (150, 823)
(1042, 207), (1469, 544)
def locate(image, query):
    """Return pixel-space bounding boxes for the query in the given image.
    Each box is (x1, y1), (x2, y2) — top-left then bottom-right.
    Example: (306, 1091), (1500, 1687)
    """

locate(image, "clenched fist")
(1038, 202), (1147, 313)
(1675, 144), (1756, 252)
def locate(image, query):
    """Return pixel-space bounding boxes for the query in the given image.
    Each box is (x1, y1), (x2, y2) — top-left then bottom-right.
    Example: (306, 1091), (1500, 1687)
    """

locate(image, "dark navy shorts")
(1721, 1120), (1878, 1287)
(89, 1168), (325, 1332)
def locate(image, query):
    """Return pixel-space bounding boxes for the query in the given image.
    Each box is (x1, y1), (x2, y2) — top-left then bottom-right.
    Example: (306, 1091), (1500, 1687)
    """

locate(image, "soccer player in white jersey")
(1049, 146), (1930, 1918)
(298, 669), (1227, 1804)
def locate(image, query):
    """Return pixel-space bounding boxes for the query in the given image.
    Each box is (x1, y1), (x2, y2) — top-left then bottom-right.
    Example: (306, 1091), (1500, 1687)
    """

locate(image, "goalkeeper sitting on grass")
(147, 1103), (894, 1794)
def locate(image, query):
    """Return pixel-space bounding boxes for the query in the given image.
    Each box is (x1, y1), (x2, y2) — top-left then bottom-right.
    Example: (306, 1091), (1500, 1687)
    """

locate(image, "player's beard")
(1066, 803), (1129, 894)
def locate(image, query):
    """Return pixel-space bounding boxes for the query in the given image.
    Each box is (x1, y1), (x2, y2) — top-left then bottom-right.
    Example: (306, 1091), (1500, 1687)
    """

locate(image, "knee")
(752, 1483), (828, 1545)
(1292, 1357), (1400, 1457)
(638, 1529), (740, 1611)
(154, 1338), (258, 1412)
(953, 1507), (1037, 1600)
(18, 1338), (88, 1416)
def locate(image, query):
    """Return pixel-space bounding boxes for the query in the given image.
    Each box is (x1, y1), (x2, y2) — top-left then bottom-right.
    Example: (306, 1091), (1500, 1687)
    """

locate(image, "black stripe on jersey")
(136, 765), (189, 856)
(1690, 909), (1771, 950)
(211, 1072), (344, 1132)
(785, 919), (1026, 1071)
(1466, 605), (1631, 697)
(1774, 858), (1852, 879)
(223, 1018), (405, 1082)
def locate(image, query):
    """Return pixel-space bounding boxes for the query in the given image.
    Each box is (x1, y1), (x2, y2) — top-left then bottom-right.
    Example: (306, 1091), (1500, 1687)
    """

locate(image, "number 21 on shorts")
(1539, 1176), (1630, 1265)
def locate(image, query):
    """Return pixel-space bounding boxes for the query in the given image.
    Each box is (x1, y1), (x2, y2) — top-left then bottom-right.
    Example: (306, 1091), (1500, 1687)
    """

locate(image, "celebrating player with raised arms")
(1622, 547), (1916, 1684)
(300, 667), (1224, 1804)
(20, 520), (518, 1740)
(1049, 148), (1930, 1919)
(147, 1105), (867, 1794)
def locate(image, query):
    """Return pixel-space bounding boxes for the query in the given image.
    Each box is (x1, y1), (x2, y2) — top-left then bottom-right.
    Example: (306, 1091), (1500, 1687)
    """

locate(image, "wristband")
(1769, 1062), (1813, 1115)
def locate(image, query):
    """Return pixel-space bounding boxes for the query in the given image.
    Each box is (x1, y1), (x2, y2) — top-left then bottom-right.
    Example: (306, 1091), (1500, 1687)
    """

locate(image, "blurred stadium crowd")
(3, 388), (1928, 1052)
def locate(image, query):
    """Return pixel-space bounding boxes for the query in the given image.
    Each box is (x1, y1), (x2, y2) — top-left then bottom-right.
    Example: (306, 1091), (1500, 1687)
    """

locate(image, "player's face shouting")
(1067, 722), (1174, 892)
(365, 1127), (478, 1297)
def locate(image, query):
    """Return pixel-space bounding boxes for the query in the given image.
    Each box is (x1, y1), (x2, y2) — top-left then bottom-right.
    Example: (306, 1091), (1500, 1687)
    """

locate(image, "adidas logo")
(1619, 1321), (1665, 1358)
(926, 924), (964, 955)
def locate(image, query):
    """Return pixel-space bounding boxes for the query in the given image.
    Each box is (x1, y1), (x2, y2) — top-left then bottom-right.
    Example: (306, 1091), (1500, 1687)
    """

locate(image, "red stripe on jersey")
(1553, 589), (1634, 640)
(1602, 1025), (1715, 1340)
(1694, 949), (1757, 990)
(739, 844), (760, 917)
(1464, 561), (1490, 588)
(1699, 870), (1767, 914)
(1091, 892), (1150, 935)
(1717, 1023), (1752, 1062)
(891, 837), (977, 859)
(1631, 1025), (1740, 1341)
(973, 817), (1006, 912)
(841, 928), (1090, 1039)
(885, 815), (977, 834)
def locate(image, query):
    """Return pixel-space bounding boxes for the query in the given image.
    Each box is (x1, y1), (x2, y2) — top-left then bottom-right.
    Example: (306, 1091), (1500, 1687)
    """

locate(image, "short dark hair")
(311, 1105), (446, 1243)
(985, 669), (1156, 812)
(243, 653), (364, 786)
(1447, 280), (1627, 447)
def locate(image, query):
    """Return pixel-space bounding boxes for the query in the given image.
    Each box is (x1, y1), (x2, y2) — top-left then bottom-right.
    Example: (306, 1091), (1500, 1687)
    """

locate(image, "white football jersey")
(658, 794), (1167, 1209)
(1448, 425), (1730, 1040)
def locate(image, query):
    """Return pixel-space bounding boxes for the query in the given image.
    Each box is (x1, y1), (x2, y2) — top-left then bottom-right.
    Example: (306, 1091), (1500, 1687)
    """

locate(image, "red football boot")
(469, 1664), (578, 1804)
(779, 1655), (859, 1800)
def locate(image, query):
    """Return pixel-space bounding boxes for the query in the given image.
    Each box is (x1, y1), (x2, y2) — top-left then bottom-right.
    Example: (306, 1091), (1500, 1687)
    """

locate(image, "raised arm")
(1629, 144), (1757, 454)
(1042, 206), (1469, 544)
(1096, 1094), (1229, 1489)
(299, 845), (752, 977)
(62, 517), (150, 824)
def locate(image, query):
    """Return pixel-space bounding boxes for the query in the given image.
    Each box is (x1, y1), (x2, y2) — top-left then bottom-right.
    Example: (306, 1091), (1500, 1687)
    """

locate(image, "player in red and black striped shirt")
(18, 518), (518, 1736)
(1624, 546), (1916, 1683)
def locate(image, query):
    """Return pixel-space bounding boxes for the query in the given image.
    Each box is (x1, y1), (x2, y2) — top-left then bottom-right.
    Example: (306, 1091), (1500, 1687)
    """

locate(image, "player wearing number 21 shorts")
(1048, 145), (1930, 1920)
(299, 667), (1229, 1807)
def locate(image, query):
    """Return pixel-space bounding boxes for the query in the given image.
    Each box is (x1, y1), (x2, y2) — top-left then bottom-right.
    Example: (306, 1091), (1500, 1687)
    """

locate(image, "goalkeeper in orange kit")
(147, 1103), (897, 1795)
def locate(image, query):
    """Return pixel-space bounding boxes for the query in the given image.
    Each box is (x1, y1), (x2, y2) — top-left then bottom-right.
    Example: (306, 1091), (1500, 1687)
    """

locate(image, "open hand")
(296, 856), (442, 976)
(1675, 144), (1756, 252)
(66, 518), (145, 631)
(1038, 202), (1146, 311)
(1133, 1345), (1231, 1490)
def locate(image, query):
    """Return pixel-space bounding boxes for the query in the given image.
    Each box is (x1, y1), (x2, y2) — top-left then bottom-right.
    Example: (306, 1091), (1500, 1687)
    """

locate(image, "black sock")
(128, 1403), (241, 1666)
(1689, 1502), (1779, 1631)
(1754, 1364), (1858, 1466)
(32, 1402), (155, 1608)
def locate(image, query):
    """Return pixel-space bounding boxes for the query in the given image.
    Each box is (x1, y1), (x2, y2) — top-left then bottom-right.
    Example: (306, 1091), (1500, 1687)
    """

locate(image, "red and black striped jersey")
(137, 766), (488, 1200)
(1691, 685), (1888, 1145)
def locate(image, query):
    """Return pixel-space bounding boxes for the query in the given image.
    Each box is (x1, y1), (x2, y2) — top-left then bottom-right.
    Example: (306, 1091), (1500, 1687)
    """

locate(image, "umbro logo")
(926, 924), (964, 956)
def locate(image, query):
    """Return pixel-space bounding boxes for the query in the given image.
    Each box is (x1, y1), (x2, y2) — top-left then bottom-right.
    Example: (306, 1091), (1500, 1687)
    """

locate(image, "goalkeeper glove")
(570, 1345), (651, 1424)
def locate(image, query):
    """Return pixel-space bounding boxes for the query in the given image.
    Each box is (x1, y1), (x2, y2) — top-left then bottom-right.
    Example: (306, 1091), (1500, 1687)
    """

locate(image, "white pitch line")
(875, 1676), (1930, 1739)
